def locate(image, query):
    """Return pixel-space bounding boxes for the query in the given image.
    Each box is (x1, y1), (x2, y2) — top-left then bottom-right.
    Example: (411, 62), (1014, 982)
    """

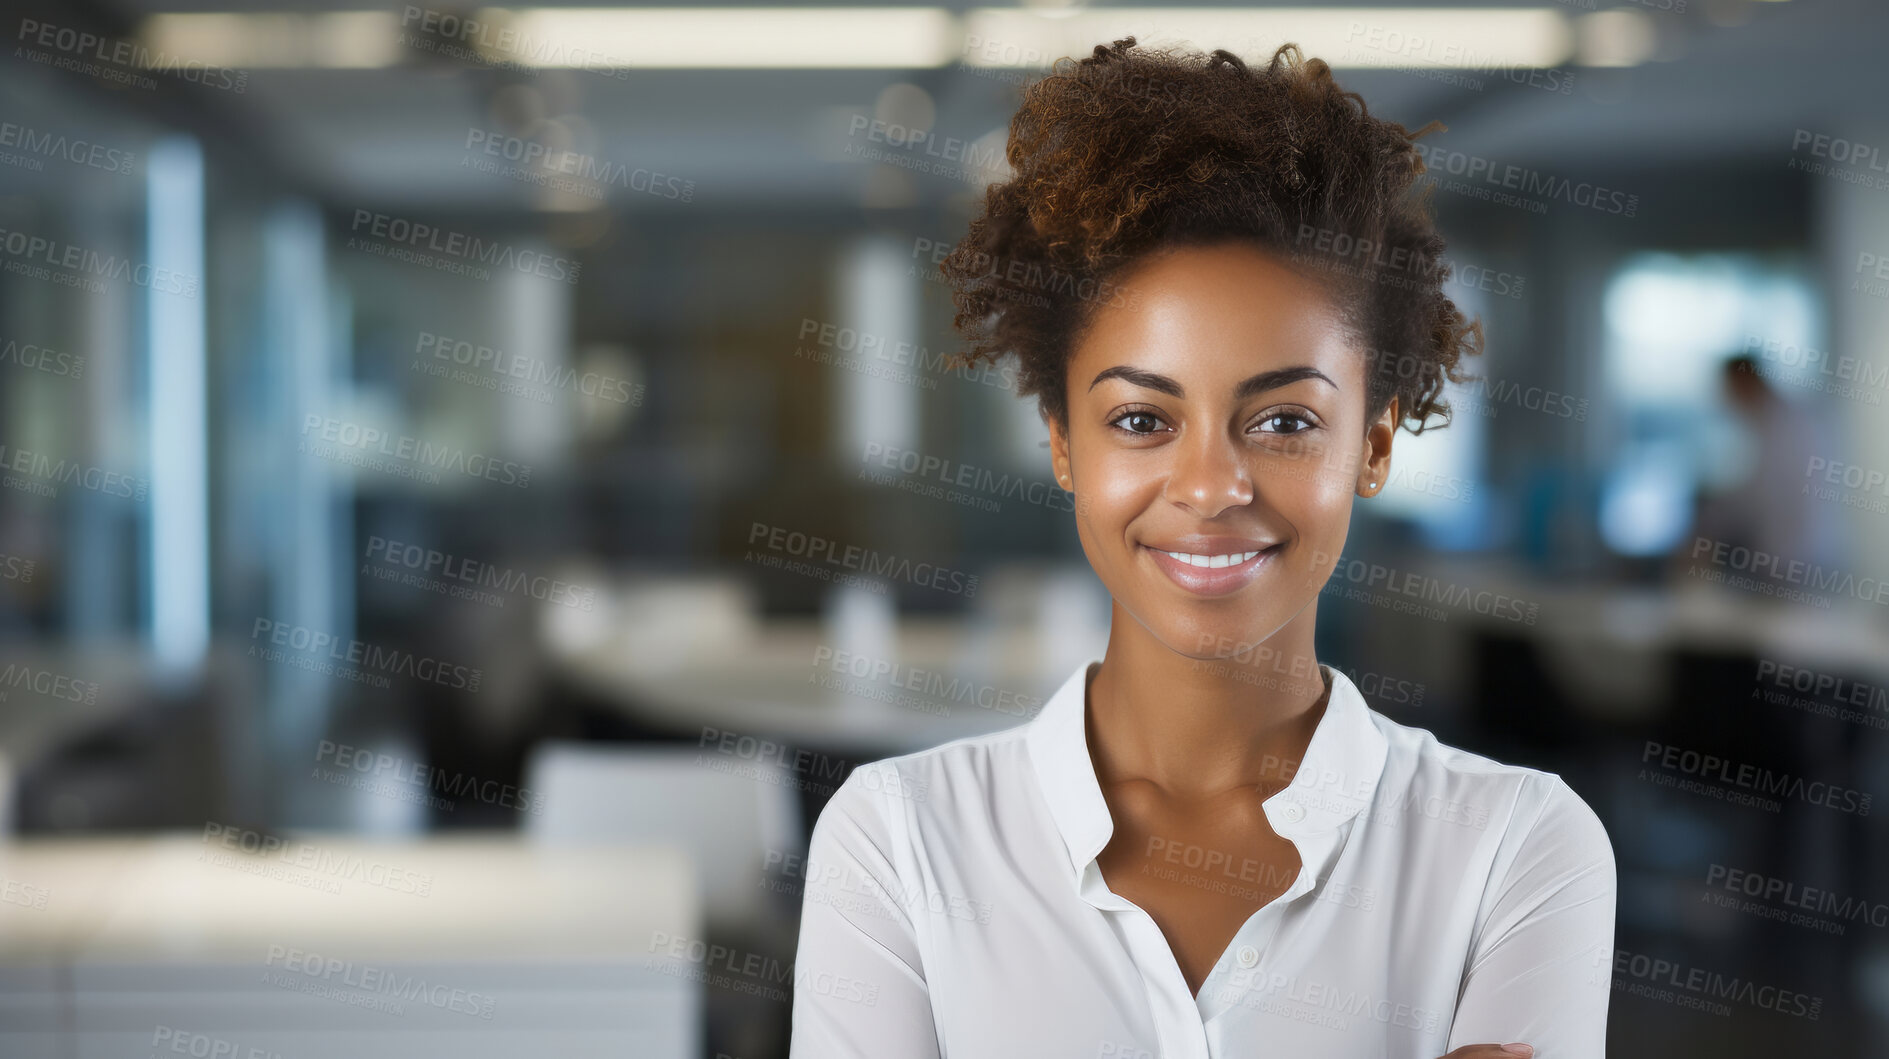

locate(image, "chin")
(1146, 607), (1300, 664)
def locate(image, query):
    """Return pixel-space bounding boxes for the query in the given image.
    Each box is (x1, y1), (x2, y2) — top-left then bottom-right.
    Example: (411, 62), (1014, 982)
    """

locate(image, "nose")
(1163, 427), (1254, 519)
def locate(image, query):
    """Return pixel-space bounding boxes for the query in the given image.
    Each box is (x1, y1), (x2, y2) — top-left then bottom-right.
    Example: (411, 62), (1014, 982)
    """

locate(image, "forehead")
(1071, 242), (1360, 390)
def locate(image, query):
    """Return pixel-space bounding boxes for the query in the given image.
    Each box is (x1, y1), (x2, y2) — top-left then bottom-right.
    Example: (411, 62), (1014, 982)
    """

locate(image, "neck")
(1085, 601), (1330, 802)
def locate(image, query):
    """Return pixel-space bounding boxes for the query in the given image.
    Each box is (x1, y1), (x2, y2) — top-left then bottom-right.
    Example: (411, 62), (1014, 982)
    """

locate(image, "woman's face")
(1048, 241), (1397, 663)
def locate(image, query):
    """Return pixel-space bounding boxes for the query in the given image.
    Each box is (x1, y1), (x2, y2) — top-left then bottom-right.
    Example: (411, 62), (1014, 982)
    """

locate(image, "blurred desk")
(0, 833), (699, 1059)
(1420, 557), (1889, 722)
(551, 614), (1081, 754)
(0, 642), (150, 780)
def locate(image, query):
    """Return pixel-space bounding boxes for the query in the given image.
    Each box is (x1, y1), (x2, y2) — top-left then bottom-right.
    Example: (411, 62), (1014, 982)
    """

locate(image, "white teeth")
(1163, 549), (1262, 568)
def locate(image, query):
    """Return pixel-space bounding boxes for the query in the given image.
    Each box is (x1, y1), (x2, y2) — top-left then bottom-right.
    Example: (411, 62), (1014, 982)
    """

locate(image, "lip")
(1141, 537), (1282, 598)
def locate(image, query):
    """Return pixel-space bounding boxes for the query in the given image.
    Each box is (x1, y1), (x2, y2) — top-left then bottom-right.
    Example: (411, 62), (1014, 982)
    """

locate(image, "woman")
(790, 38), (1615, 1059)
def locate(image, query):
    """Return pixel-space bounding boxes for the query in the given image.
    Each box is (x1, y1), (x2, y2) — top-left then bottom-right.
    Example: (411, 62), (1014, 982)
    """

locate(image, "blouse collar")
(1024, 658), (1391, 879)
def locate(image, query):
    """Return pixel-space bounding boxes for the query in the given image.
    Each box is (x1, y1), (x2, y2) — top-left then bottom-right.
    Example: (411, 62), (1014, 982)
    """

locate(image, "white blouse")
(789, 660), (1616, 1058)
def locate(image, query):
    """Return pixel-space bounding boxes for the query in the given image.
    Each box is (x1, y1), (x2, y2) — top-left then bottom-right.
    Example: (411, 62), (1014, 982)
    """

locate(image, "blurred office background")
(1, 0), (1887, 1055)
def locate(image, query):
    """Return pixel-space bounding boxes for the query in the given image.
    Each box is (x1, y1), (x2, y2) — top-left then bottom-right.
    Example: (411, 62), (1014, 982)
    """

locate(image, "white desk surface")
(0, 833), (699, 965)
(553, 614), (1073, 753)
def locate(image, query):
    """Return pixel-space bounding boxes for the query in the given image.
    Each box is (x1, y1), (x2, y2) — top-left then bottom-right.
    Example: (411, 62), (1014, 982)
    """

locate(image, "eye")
(1107, 407), (1169, 437)
(1254, 410), (1317, 435)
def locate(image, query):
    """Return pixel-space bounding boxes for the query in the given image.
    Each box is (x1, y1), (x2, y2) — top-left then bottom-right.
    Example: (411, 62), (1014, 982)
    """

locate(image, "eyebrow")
(1087, 365), (1337, 400)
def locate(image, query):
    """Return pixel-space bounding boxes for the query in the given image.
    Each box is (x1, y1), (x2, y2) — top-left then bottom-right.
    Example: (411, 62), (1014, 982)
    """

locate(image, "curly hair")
(939, 37), (1482, 436)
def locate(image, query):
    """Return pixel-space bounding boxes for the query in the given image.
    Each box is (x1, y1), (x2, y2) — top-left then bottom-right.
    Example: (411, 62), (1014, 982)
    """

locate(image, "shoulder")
(1371, 710), (1614, 866)
(810, 724), (1035, 848)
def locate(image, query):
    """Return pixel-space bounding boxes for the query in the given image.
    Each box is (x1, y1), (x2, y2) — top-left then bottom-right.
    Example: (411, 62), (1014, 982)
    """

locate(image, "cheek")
(1261, 448), (1357, 567)
(1071, 452), (1162, 584)
(1262, 446), (1356, 518)
(1076, 449), (1154, 528)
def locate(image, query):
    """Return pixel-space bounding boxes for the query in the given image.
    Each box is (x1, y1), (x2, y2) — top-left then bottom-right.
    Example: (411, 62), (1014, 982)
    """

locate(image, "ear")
(1048, 407), (1074, 492)
(1357, 396), (1396, 498)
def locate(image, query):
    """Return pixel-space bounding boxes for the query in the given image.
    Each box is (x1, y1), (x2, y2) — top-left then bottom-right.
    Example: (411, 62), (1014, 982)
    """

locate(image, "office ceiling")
(14, 0), (1888, 215)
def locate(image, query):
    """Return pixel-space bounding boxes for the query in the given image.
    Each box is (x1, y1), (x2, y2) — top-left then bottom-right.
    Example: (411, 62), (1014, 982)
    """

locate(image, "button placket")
(1082, 861), (1213, 1058)
(1200, 821), (1337, 1027)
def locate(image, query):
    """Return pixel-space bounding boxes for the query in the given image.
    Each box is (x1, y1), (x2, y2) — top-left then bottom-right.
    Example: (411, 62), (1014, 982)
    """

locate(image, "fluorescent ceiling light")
(137, 7), (1574, 71)
(142, 12), (402, 68)
(1573, 10), (1658, 68)
(506, 7), (960, 68)
(963, 8), (1573, 71)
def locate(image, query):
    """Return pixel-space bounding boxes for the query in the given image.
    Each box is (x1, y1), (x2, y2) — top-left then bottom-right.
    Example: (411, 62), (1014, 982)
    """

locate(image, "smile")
(1141, 543), (1280, 597)
(1160, 549), (1263, 568)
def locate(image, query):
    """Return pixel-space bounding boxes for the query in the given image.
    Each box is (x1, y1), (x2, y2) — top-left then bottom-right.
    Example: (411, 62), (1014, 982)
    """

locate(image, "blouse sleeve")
(788, 764), (943, 1059)
(1444, 773), (1618, 1059)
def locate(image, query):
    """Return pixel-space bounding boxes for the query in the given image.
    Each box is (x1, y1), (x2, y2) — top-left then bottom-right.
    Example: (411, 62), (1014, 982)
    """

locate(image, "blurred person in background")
(1687, 354), (1846, 574)
(790, 39), (1613, 1059)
